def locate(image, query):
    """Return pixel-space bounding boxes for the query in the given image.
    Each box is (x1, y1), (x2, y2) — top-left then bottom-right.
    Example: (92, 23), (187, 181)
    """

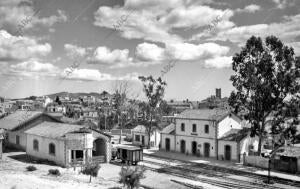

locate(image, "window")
(135, 135), (140, 142)
(192, 124), (197, 132)
(205, 124), (209, 133)
(181, 123), (185, 131)
(49, 143), (55, 155)
(33, 139), (39, 151)
(16, 135), (20, 145)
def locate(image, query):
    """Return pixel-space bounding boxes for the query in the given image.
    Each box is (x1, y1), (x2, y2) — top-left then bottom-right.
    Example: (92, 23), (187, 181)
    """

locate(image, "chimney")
(216, 88), (221, 99)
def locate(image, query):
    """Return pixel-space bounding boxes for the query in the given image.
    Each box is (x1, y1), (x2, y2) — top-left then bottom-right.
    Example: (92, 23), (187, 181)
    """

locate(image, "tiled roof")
(132, 125), (146, 133)
(176, 108), (230, 121)
(0, 110), (43, 130)
(219, 128), (250, 142)
(25, 121), (86, 139)
(161, 123), (175, 134)
(276, 146), (300, 157)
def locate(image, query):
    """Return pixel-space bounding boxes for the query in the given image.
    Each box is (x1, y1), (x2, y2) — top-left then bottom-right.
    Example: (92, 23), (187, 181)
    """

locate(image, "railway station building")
(160, 109), (243, 161)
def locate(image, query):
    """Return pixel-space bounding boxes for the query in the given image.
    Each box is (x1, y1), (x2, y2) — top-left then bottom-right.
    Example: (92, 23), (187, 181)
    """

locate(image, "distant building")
(197, 88), (229, 109)
(46, 103), (66, 114)
(167, 100), (193, 114)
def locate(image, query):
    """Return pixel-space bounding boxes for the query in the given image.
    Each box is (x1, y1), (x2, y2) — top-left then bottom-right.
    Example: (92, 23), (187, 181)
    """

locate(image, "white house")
(132, 125), (161, 148)
(25, 122), (112, 167)
(160, 109), (242, 159)
(46, 103), (66, 114)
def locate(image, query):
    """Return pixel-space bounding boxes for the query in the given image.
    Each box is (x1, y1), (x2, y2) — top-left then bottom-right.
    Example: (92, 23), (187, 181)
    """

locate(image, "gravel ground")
(0, 151), (220, 189)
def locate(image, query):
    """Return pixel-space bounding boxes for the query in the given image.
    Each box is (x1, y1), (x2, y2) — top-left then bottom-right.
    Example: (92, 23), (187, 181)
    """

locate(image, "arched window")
(33, 139), (39, 151)
(49, 143), (55, 155)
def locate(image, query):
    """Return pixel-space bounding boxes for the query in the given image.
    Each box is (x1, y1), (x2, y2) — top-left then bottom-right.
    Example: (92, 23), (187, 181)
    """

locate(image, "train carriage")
(114, 145), (143, 165)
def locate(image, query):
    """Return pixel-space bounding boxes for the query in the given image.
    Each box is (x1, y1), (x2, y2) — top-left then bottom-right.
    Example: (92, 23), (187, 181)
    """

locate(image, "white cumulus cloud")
(0, 30), (51, 61)
(204, 56), (232, 68)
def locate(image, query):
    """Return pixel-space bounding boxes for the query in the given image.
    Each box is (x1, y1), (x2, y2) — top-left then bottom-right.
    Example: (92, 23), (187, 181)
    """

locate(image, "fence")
(243, 155), (269, 169)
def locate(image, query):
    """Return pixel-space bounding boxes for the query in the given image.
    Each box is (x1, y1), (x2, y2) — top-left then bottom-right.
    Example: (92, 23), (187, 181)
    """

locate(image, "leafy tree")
(229, 36), (300, 155)
(270, 97), (299, 145)
(55, 96), (62, 105)
(138, 76), (167, 148)
(158, 100), (174, 116)
(119, 165), (145, 189)
(81, 163), (101, 183)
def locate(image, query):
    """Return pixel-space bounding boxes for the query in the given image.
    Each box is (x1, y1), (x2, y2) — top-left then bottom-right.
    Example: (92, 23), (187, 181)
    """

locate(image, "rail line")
(142, 159), (281, 189)
(143, 154), (300, 188)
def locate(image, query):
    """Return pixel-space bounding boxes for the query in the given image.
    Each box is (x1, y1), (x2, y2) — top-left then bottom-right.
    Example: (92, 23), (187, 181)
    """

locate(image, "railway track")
(143, 155), (300, 188)
(142, 159), (281, 189)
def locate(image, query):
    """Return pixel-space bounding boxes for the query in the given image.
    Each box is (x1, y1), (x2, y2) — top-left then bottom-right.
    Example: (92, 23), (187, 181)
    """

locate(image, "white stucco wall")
(240, 134), (259, 155)
(26, 134), (66, 166)
(175, 119), (215, 138)
(175, 135), (216, 157)
(161, 134), (175, 151)
(132, 130), (160, 148)
(8, 131), (27, 150)
(132, 132), (149, 146)
(218, 140), (238, 161)
(217, 116), (242, 138)
(150, 131), (161, 147)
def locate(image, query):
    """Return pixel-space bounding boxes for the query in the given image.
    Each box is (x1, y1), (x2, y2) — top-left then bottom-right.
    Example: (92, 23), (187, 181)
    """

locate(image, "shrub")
(119, 165), (145, 189)
(26, 165), (37, 171)
(48, 169), (61, 176)
(81, 163), (101, 182)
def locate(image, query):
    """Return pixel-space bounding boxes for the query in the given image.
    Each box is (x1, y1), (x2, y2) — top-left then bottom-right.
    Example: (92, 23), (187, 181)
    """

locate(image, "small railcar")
(114, 145), (143, 165)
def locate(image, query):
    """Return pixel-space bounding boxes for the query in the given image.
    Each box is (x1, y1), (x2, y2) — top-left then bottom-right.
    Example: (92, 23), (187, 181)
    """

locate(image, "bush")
(26, 165), (37, 171)
(119, 165), (145, 189)
(81, 164), (101, 182)
(48, 169), (61, 176)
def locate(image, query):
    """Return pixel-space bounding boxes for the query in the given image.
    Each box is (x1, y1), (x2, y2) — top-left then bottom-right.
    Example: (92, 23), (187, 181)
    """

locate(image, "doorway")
(165, 138), (170, 151)
(191, 141), (197, 155)
(180, 140), (186, 153)
(142, 136), (145, 146)
(204, 143), (210, 157)
(225, 145), (231, 160)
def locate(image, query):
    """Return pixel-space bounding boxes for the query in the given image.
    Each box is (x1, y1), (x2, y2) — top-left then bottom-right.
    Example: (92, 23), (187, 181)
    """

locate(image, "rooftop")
(219, 128), (250, 142)
(177, 108), (231, 121)
(0, 110), (43, 130)
(276, 146), (300, 157)
(161, 123), (175, 134)
(25, 121), (86, 139)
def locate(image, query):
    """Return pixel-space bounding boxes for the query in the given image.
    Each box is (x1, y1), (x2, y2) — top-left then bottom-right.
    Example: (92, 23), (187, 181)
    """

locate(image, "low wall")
(244, 155), (269, 169)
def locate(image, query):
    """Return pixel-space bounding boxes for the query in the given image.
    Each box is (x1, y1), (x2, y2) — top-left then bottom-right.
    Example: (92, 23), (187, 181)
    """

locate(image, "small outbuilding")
(25, 121), (112, 167)
(132, 125), (161, 148)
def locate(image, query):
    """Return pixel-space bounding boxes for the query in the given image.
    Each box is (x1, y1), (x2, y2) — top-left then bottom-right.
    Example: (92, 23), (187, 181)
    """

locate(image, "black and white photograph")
(0, 0), (300, 188)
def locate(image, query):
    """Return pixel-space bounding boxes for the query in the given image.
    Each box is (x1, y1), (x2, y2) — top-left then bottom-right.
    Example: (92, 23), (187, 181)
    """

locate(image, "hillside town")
(1, 0), (300, 189)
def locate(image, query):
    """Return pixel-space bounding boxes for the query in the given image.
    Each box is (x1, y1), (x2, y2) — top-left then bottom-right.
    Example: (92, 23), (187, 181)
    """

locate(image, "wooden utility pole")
(0, 129), (4, 160)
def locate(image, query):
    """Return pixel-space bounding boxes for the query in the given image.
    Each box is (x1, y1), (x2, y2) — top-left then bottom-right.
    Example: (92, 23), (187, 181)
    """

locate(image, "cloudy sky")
(0, 0), (299, 100)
